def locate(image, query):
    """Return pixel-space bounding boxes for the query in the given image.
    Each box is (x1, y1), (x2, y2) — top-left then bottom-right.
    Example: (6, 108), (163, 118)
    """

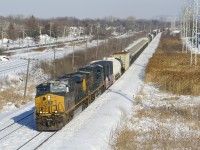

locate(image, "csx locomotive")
(35, 58), (123, 131)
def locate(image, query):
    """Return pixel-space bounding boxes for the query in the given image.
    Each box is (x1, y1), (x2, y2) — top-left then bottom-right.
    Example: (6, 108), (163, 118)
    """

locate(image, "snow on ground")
(37, 34), (162, 150)
(116, 82), (200, 149)
(0, 33), (159, 150)
(0, 38), (100, 78)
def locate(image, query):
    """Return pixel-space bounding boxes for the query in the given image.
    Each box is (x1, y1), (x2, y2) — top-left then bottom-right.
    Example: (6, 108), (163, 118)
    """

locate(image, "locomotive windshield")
(36, 82), (69, 94)
(36, 83), (50, 93)
(50, 82), (68, 93)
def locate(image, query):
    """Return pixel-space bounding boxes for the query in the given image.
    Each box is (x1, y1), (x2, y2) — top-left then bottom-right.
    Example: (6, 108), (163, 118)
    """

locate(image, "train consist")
(34, 33), (158, 131)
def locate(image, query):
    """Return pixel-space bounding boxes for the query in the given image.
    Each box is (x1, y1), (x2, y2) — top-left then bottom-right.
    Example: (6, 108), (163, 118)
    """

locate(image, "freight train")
(34, 35), (155, 131)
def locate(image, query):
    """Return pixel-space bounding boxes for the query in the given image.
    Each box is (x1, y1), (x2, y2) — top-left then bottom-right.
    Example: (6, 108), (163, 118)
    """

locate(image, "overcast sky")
(0, 0), (185, 19)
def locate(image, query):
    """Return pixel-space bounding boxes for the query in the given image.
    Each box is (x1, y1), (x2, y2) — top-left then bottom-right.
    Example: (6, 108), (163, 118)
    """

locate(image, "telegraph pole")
(186, 1), (192, 53)
(84, 35), (88, 62)
(63, 26), (67, 42)
(20, 58), (38, 100)
(52, 46), (57, 76)
(96, 22), (100, 58)
(194, 0), (199, 65)
(120, 25), (123, 50)
(1, 29), (4, 47)
(22, 27), (25, 48)
(191, 0), (199, 66)
(72, 41), (75, 71)
(49, 22), (54, 47)
(181, 5), (187, 53)
(38, 26), (43, 47)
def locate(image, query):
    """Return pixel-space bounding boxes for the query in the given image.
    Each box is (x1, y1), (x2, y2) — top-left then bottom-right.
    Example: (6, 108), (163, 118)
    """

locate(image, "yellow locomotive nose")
(35, 94), (65, 115)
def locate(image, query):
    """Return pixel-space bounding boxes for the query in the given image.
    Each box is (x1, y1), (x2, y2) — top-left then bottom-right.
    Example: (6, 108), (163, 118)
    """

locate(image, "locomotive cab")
(35, 80), (74, 131)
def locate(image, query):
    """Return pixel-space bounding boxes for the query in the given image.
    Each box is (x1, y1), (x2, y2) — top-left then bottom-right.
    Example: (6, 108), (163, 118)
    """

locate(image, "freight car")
(34, 35), (152, 131)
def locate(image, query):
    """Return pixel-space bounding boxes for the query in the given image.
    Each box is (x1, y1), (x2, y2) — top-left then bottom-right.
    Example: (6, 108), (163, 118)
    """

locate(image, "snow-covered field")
(0, 39), (99, 77)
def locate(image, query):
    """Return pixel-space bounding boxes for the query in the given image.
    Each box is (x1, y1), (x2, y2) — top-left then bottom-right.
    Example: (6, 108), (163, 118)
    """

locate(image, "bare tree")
(7, 22), (17, 40)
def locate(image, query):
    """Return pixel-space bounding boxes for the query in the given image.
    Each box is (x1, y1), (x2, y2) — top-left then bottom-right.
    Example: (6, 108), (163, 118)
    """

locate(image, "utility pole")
(49, 22), (54, 47)
(191, 0), (199, 66)
(181, 5), (187, 53)
(194, 0), (199, 66)
(120, 25), (123, 50)
(182, 0), (192, 54)
(22, 27), (25, 48)
(63, 26), (67, 42)
(186, 4), (191, 53)
(38, 26), (43, 47)
(52, 46), (57, 76)
(84, 35), (88, 62)
(72, 41), (75, 71)
(1, 29), (3, 47)
(96, 22), (100, 58)
(20, 58), (38, 100)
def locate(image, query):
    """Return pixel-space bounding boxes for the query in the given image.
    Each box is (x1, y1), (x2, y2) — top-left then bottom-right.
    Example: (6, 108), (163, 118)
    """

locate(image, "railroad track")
(0, 109), (57, 150)
(0, 119), (34, 141)
(0, 111), (34, 139)
(0, 111), (33, 132)
(17, 131), (57, 150)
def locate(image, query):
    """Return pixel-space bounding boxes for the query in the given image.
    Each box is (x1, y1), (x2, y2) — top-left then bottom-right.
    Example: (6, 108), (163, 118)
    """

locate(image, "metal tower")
(191, 0), (199, 65)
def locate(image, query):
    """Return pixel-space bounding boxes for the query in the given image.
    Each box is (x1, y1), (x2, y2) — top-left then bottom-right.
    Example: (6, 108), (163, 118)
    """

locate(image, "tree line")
(0, 15), (170, 42)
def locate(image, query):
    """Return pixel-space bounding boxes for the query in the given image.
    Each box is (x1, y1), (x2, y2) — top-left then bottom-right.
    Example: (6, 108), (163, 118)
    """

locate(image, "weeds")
(0, 71), (38, 110)
(145, 32), (200, 96)
(111, 84), (200, 149)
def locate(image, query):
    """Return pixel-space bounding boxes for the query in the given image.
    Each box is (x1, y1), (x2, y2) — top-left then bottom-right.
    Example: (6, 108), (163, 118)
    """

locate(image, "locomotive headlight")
(40, 111), (42, 114)
(48, 95), (51, 100)
(55, 110), (58, 113)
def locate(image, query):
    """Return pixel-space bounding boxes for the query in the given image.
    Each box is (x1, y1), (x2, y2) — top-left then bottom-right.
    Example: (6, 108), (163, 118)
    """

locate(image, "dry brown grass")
(34, 47), (46, 52)
(112, 98), (200, 149)
(145, 32), (200, 96)
(4, 52), (16, 56)
(0, 75), (36, 110)
(110, 108), (138, 150)
(55, 43), (65, 48)
(133, 104), (200, 149)
(68, 40), (86, 46)
(0, 85), (34, 109)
